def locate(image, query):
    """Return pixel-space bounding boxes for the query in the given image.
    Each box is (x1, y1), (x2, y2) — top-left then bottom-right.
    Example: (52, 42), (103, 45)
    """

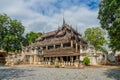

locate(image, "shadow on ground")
(104, 67), (120, 80)
(0, 67), (35, 80)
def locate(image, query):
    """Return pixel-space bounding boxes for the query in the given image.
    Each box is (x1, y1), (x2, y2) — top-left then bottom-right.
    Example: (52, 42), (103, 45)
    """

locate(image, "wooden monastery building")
(22, 19), (89, 66)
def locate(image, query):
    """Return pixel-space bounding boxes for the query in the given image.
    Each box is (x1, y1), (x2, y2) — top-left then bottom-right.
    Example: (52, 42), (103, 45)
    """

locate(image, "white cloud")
(0, 0), (100, 35)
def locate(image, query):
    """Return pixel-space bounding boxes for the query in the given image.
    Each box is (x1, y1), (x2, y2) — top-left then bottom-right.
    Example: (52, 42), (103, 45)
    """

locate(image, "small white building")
(108, 50), (116, 62)
(115, 51), (120, 63)
(80, 44), (104, 65)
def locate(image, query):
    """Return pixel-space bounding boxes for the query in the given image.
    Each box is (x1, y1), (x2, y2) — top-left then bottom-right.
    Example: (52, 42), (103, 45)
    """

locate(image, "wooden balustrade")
(43, 47), (79, 55)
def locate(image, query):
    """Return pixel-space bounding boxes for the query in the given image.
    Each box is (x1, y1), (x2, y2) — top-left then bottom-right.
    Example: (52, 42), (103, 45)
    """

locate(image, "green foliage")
(83, 57), (90, 65)
(0, 14), (25, 52)
(25, 31), (42, 46)
(98, 0), (120, 51)
(0, 14), (9, 45)
(83, 27), (107, 51)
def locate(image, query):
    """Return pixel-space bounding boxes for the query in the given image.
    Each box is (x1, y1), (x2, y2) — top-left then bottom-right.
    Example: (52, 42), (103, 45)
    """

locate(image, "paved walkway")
(0, 66), (120, 80)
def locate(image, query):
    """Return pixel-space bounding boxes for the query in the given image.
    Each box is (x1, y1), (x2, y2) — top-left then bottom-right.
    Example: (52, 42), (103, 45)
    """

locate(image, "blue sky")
(0, 0), (100, 34)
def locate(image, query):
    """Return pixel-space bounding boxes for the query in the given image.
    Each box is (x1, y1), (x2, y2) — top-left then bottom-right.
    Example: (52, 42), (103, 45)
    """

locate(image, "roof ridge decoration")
(63, 18), (66, 25)
(36, 19), (82, 41)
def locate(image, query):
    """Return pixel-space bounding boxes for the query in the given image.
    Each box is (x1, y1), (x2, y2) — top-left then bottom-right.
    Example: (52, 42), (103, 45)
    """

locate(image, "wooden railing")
(43, 47), (79, 55)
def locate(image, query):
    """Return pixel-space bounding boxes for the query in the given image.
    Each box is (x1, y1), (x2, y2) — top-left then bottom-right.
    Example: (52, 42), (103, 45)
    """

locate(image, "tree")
(98, 0), (120, 51)
(0, 14), (25, 53)
(25, 31), (42, 46)
(83, 27), (107, 52)
(0, 14), (9, 48)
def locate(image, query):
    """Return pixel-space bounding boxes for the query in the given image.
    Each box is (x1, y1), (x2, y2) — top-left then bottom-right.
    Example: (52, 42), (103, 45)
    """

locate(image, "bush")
(83, 57), (90, 65)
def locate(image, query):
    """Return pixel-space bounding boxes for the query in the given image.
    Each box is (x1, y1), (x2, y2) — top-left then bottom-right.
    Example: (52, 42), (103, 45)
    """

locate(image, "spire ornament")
(63, 18), (66, 25)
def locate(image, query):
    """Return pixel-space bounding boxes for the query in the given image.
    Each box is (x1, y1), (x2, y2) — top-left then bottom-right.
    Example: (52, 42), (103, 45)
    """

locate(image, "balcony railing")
(43, 47), (77, 55)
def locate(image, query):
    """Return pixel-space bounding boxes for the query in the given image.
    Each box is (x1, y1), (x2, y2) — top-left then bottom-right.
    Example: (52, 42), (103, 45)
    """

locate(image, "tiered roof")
(35, 20), (83, 46)
(26, 19), (87, 48)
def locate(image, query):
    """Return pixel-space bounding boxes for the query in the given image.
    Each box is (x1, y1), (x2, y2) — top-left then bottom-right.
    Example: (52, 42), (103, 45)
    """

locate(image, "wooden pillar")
(61, 43), (63, 48)
(44, 57), (45, 64)
(60, 57), (62, 62)
(54, 44), (56, 48)
(46, 57), (47, 64)
(53, 57), (55, 62)
(45, 57), (46, 64)
(79, 45), (81, 53)
(76, 43), (78, 52)
(47, 57), (49, 64)
(46, 46), (48, 50)
(49, 57), (51, 62)
(80, 44), (82, 53)
(71, 40), (73, 48)
(60, 57), (63, 62)
(75, 56), (78, 61)
(48, 57), (51, 65)
(66, 56), (68, 62)
(71, 56), (74, 65)
(71, 56), (74, 62)
(79, 55), (80, 61)
(77, 56), (79, 60)
(62, 57), (64, 62)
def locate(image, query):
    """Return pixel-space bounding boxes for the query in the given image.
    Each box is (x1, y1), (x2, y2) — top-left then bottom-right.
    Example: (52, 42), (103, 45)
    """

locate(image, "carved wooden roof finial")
(63, 17), (66, 25)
